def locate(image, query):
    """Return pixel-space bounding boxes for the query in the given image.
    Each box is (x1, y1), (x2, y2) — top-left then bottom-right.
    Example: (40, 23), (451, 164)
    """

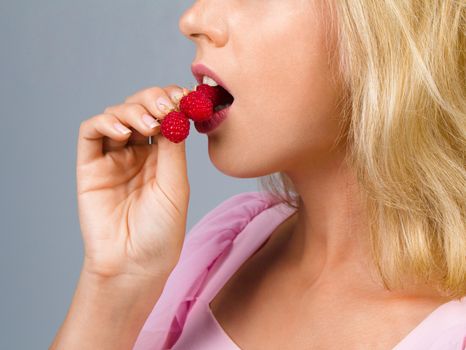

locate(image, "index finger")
(124, 85), (191, 120)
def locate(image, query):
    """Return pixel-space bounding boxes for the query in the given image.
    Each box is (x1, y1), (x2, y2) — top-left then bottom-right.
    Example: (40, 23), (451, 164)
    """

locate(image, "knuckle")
(164, 84), (182, 91)
(103, 105), (117, 114)
(125, 102), (146, 115)
(78, 120), (88, 134)
(124, 94), (137, 103)
(79, 113), (111, 136)
(124, 87), (146, 103)
(96, 113), (110, 123)
(103, 103), (144, 119)
(91, 113), (113, 129)
(141, 86), (165, 100)
(126, 86), (164, 103)
(79, 115), (95, 131)
(125, 86), (160, 102)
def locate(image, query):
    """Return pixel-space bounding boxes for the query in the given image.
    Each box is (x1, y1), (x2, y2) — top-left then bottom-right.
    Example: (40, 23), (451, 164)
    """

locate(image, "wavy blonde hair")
(259, 0), (466, 299)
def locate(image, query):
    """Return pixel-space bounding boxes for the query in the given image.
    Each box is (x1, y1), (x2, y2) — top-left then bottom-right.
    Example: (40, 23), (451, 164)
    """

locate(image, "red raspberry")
(196, 84), (232, 107)
(179, 90), (214, 122)
(196, 84), (220, 104)
(160, 111), (190, 143)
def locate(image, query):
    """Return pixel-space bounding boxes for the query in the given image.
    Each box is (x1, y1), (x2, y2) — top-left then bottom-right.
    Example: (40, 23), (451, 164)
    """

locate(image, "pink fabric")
(133, 191), (466, 350)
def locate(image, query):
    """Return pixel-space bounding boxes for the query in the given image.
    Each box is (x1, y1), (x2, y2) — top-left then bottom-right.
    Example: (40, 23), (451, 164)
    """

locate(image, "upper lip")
(191, 63), (232, 95)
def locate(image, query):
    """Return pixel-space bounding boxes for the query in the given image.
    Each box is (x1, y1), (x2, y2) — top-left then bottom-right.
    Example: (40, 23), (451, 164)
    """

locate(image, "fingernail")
(156, 97), (174, 113)
(142, 114), (160, 128)
(171, 91), (184, 103)
(114, 123), (131, 135)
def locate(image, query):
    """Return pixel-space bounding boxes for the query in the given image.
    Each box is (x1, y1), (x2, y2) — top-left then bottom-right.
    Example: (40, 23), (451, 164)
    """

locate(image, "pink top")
(133, 191), (466, 350)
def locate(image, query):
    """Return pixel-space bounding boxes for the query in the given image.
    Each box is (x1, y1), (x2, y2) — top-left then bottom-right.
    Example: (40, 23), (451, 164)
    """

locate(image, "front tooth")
(202, 75), (219, 87)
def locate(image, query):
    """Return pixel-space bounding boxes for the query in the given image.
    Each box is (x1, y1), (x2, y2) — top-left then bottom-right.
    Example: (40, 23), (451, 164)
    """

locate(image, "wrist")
(81, 257), (174, 290)
(50, 267), (170, 350)
(80, 266), (171, 293)
(78, 262), (172, 321)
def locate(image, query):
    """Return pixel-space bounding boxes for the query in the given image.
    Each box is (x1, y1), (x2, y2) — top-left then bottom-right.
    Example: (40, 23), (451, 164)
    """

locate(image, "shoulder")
(428, 321), (466, 350)
(429, 297), (466, 350)
(405, 296), (466, 350)
(180, 190), (283, 254)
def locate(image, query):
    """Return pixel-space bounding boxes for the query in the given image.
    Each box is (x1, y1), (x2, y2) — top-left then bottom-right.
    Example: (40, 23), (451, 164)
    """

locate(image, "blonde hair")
(259, 0), (466, 299)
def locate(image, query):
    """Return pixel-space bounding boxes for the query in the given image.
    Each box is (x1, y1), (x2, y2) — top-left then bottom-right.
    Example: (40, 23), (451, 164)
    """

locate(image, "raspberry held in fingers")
(160, 111), (191, 143)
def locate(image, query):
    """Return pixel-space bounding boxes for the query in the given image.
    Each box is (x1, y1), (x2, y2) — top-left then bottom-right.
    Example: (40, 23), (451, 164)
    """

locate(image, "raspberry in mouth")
(197, 84), (234, 113)
(159, 84), (235, 142)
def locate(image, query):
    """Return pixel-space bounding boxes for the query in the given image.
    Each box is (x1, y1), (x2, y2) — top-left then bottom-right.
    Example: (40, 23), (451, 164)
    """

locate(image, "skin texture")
(179, 0), (451, 348)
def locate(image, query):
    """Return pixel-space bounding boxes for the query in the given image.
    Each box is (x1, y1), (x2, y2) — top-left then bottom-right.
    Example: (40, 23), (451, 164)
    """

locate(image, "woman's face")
(179, 0), (346, 178)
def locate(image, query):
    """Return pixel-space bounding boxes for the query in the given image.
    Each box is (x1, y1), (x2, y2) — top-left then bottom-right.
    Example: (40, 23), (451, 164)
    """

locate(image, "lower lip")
(194, 105), (232, 134)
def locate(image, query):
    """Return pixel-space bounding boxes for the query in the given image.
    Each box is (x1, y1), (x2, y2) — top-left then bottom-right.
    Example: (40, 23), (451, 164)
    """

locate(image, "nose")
(178, 1), (228, 48)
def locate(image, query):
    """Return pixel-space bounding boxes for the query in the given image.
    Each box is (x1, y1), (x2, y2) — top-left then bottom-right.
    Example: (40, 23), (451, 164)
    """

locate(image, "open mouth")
(191, 65), (235, 114)
(213, 85), (235, 112)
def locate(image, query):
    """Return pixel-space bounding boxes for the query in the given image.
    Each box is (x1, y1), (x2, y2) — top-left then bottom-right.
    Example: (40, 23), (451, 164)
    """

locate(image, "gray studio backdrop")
(0, 1), (258, 348)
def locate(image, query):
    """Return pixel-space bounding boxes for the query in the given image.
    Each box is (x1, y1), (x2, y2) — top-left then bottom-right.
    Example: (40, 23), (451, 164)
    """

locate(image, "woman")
(51, 1), (465, 349)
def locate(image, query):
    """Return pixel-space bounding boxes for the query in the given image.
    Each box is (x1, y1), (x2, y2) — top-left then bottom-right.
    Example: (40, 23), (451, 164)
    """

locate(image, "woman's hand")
(76, 85), (191, 282)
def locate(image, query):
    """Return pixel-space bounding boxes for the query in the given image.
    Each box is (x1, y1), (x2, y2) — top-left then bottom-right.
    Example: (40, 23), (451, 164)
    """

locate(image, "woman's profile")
(50, 1), (465, 349)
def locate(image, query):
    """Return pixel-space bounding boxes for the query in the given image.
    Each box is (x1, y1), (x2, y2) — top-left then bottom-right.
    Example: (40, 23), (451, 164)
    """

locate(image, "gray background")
(0, 1), (259, 348)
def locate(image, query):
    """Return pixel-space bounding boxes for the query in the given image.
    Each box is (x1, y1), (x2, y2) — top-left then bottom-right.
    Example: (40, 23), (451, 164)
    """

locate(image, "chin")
(208, 142), (279, 179)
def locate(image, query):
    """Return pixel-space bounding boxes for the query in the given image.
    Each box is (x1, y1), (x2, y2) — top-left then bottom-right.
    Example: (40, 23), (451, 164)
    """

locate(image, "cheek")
(207, 5), (343, 177)
(207, 92), (343, 179)
(236, 7), (339, 135)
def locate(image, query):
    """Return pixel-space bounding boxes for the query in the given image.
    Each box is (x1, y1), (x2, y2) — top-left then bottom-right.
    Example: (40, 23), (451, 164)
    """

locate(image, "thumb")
(155, 134), (190, 199)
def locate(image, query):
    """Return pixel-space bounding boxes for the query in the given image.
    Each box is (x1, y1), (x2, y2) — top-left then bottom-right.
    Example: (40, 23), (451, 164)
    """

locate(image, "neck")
(279, 150), (444, 299)
(285, 150), (367, 268)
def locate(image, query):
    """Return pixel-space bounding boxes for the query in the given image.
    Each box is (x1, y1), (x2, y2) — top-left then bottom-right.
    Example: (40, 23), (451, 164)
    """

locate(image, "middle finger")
(103, 103), (161, 138)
